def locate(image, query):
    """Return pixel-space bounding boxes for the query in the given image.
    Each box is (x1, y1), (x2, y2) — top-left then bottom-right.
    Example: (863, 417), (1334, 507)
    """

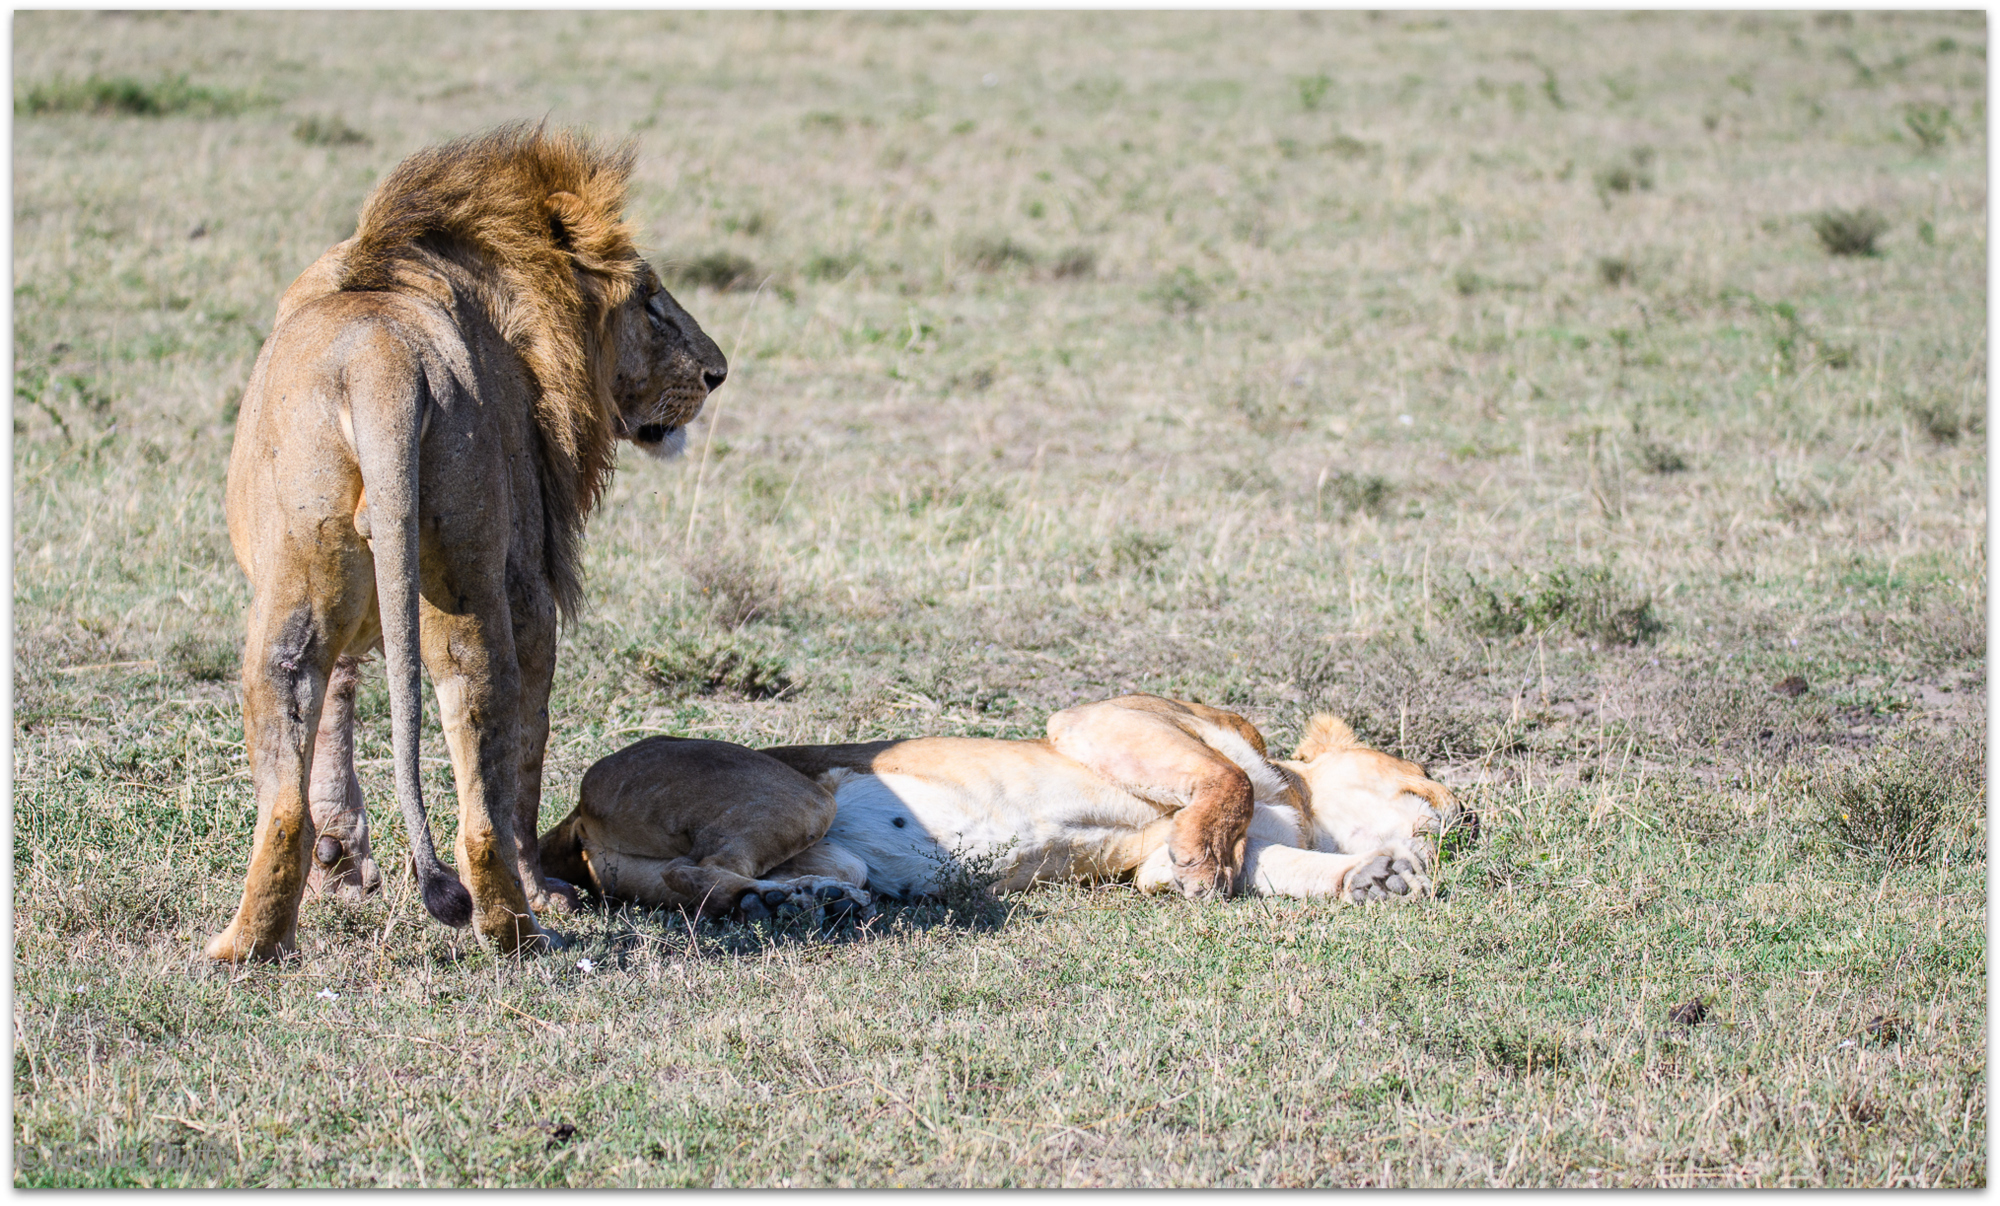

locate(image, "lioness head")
(611, 262), (728, 459)
(1287, 713), (1462, 857)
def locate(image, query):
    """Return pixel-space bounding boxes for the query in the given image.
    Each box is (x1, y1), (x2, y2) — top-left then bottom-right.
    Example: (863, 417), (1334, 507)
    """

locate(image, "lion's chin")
(630, 424), (687, 460)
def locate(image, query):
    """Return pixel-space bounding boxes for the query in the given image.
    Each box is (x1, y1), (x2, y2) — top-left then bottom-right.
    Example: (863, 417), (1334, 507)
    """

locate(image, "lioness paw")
(735, 878), (875, 927)
(1345, 851), (1431, 904)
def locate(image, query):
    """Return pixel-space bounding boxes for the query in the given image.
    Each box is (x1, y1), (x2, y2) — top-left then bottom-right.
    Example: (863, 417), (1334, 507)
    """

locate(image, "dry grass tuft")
(1810, 733), (1985, 866)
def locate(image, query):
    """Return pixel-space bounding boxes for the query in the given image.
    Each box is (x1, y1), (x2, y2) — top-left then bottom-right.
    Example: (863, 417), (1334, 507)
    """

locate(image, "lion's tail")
(348, 346), (473, 929)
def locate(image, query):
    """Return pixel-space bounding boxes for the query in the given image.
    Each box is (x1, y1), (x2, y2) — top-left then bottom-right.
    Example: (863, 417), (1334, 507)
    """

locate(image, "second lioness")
(540, 695), (1459, 919)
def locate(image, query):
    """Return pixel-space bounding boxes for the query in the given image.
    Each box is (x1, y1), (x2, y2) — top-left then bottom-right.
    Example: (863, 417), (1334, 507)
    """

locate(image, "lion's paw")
(736, 878), (875, 926)
(528, 877), (584, 915)
(1345, 850), (1432, 904)
(306, 835), (381, 903)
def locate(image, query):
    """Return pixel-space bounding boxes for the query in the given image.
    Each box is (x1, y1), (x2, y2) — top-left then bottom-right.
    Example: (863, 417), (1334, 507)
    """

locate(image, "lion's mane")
(339, 122), (640, 617)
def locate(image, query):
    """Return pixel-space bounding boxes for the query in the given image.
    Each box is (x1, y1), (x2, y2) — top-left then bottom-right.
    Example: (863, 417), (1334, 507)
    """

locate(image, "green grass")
(15, 73), (257, 118)
(12, 10), (1986, 1188)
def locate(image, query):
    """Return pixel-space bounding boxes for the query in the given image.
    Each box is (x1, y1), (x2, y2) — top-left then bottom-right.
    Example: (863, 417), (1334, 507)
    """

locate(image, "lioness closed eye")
(206, 124), (727, 962)
(540, 694), (1462, 921)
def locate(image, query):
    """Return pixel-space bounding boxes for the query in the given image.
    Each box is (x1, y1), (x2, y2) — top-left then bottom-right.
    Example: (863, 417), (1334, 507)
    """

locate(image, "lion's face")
(611, 265), (728, 459)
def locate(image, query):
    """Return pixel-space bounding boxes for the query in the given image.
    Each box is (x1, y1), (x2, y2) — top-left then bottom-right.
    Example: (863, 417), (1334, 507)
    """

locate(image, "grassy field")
(11, 10), (1987, 1187)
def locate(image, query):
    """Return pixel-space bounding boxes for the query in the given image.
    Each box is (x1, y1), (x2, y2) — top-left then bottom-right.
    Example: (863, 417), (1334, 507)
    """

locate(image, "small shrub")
(1597, 256), (1636, 287)
(1811, 207), (1888, 257)
(1904, 394), (1965, 443)
(800, 110), (847, 133)
(1051, 246), (1096, 279)
(1296, 72), (1332, 111)
(672, 252), (759, 292)
(166, 633), (236, 683)
(1539, 66), (1566, 110)
(626, 634), (791, 700)
(292, 115), (369, 146)
(921, 841), (1012, 930)
(1323, 470), (1392, 516)
(1109, 530), (1171, 578)
(16, 74), (253, 118)
(803, 252), (859, 282)
(1148, 266), (1211, 315)
(1482, 1027), (1566, 1075)
(1452, 267), (1483, 297)
(1903, 102), (1954, 153)
(1594, 162), (1652, 196)
(963, 236), (1035, 272)
(1639, 441), (1688, 473)
(1326, 133), (1373, 160)
(1813, 737), (1984, 866)
(1756, 297), (1850, 372)
(1460, 566), (1664, 645)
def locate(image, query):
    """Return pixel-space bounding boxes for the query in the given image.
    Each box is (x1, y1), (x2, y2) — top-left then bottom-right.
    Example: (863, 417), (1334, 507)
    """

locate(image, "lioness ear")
(1293, 713), (1358, 761)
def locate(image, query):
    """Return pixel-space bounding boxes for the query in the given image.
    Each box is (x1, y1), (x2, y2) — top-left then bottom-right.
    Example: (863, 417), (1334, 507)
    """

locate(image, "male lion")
(206, 124), (726, 961)
(539, 695), (1460, 920)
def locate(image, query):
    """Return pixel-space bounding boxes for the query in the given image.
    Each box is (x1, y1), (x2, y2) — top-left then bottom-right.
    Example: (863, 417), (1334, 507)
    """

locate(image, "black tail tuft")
(420, 870), (474, 928)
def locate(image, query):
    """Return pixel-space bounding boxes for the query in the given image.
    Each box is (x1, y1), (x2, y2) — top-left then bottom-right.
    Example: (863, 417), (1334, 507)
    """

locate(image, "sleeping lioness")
(539, 695), (1460, 922)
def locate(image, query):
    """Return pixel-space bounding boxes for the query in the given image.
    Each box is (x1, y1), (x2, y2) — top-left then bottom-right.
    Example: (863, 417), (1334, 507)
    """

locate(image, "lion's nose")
(702, 367), (727, 393)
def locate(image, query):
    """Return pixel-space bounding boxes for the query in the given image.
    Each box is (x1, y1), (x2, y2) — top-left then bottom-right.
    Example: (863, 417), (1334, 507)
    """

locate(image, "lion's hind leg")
(207, 599), (358, 963)
(306, 654), (382, 903)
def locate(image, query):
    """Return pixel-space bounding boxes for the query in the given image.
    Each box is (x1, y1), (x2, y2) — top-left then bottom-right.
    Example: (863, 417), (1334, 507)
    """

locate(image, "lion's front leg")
(424, 604), (559, 955)
(507, 589), (580, 915)
(305, 654), (382, 902)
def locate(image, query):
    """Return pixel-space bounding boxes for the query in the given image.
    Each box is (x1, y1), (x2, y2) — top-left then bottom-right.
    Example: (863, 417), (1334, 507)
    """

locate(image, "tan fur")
(205, 126), (726, 962)
(548, 695), (1460, 918)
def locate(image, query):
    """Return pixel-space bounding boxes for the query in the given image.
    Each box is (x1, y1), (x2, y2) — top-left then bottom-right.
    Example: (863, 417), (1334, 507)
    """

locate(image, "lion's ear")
(545, 191), (582, 251)
(544, 188), (632, 282)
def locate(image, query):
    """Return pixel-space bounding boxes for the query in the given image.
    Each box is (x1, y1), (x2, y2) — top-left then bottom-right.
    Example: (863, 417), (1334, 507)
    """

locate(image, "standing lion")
(206, 124), (726, 961)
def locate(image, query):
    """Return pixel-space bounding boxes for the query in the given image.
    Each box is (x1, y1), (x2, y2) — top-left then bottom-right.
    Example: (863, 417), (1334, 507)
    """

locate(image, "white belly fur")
(821, 761), (1169, 898)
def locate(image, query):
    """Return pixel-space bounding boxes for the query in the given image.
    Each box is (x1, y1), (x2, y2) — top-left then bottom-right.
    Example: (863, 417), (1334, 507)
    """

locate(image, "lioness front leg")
(305, 654), (382, 903)
(1135, 839), (1431, 903)
(1245, 842), (1432, 903)
(1047, 697), (1257, 898)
